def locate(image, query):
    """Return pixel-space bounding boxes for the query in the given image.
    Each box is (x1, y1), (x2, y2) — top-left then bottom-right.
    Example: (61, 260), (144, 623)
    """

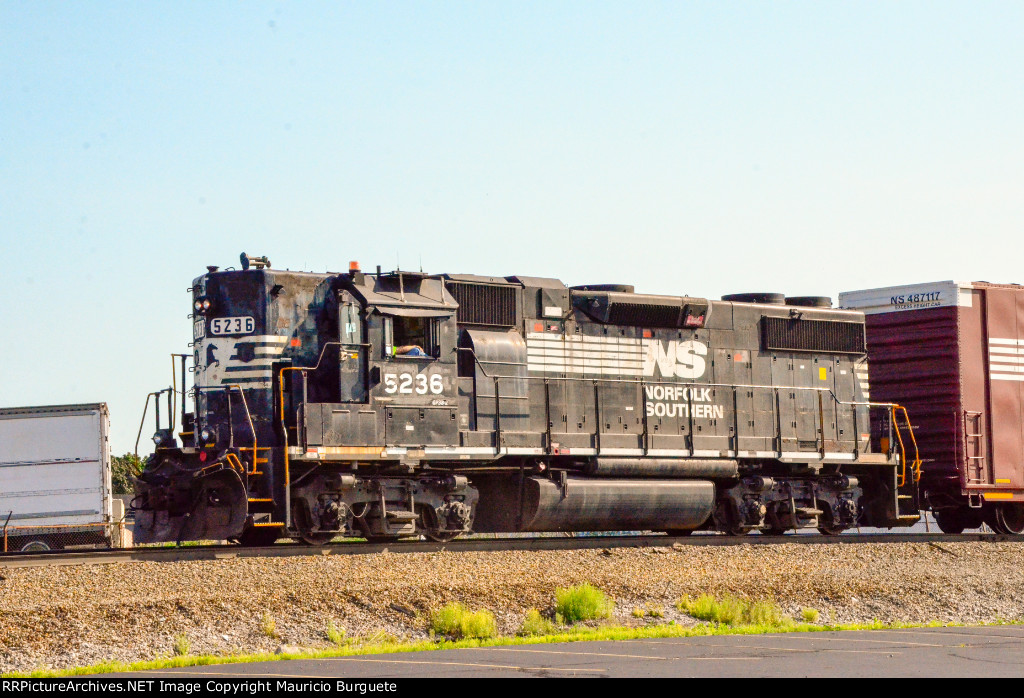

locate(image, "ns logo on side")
(643, 340), (708, 379)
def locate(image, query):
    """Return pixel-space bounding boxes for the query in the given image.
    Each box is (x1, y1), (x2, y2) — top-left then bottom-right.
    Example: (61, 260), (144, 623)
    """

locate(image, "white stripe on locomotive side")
(526, 332), (659, 375)
(990, 365), (1024, 374)
(987, 354), (1024, 364)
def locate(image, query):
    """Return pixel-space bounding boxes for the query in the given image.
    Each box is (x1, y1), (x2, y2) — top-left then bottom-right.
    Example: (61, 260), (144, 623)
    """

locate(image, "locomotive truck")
(133, 254), (921, 545)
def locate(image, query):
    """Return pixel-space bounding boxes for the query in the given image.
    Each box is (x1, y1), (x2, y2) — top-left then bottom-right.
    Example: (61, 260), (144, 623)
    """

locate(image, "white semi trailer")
(0, 403), (123, 552)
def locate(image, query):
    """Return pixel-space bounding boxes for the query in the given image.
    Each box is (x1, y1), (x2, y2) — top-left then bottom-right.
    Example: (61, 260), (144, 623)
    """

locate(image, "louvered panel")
(606, 302), (682, 327)
(762, 317), (866, 354)
(447, 282), (516, 327)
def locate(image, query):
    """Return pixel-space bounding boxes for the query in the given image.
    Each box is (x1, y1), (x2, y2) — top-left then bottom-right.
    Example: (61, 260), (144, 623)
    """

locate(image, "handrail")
(277, 341), (346, 535)
(457, 344), (895, 411)
(192, 384), (258, 474)
(224, 452), (246, 475)
(457, 343), (913, 461)
(891, 405), (922, 486)
(134, 388), (173, 458)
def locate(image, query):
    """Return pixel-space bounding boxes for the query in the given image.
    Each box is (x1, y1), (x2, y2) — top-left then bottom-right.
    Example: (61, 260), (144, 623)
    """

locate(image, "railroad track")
(2, 531), (1022, 568)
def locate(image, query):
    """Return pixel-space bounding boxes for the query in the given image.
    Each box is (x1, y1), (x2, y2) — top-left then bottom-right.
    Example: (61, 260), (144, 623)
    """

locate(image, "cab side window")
(383, 316), (439, 358)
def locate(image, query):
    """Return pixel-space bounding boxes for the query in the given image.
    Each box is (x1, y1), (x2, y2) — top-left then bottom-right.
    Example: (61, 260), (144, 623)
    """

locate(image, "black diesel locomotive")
(133, 254), (921, 544)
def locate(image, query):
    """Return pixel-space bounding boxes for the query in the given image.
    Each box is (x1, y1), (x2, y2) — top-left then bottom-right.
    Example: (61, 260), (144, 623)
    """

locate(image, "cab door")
(339, 294), (368, 402)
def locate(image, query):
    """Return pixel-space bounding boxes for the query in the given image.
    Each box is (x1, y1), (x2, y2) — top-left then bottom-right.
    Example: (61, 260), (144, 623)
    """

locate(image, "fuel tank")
(473, 475), (715, 532)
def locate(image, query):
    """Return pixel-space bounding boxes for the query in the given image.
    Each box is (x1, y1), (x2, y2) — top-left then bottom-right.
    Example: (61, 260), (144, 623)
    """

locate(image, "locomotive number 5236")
(383, 372), (444, 395)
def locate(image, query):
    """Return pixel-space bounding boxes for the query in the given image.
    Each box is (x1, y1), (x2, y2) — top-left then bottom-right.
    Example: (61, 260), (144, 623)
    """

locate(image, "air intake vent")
(446, 282), (517, 327)
(607, 302), (682, 327)
(573, 290), (710, 329)
(762, 317), (865, 354)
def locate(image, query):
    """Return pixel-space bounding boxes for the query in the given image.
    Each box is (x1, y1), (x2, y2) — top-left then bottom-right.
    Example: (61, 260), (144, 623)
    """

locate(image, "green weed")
(261, 611), (277, 639)
(172, 633), (190, 657)
(746, 600), (787, 627)
(325, 620), (346, 646)
(801, 608), (821, 624)
(430, 603), (497, 640)
(678, 594), (788, 628)
(520, 609), (558, 636)
(555, 583), (614, 623)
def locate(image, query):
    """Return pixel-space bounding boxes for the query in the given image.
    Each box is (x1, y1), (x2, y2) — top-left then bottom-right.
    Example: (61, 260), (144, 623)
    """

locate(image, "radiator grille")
(446, 282), (517, 327)
(607, 302), (682, 327)
(762, 317), (866, 354)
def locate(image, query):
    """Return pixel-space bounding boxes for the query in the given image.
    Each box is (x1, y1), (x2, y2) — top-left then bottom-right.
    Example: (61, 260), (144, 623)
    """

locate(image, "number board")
(210, 316), (255, 336)
(383, 372), (445, 395)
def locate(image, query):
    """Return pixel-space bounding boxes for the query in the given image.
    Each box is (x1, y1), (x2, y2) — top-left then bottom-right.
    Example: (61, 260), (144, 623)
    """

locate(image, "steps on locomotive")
(895, 482), (922, 523)
(246, 497), (276, 513)
(896, 492), (921, 522)
(385, 509), (419, 522)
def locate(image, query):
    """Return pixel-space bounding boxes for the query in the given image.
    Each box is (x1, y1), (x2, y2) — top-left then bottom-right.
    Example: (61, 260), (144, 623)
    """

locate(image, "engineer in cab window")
(394, 345), (427, 357)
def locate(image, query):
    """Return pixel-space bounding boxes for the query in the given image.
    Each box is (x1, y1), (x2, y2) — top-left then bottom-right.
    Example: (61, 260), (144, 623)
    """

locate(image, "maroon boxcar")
(840, 281), (1024, 534)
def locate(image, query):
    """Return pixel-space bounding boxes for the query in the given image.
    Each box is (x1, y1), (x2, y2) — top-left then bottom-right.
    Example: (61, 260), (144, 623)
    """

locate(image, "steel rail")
(2, 532), (1022, 569)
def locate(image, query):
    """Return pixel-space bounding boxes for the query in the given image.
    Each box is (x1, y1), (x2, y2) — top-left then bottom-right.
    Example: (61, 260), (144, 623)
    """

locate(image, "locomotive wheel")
(760, 526), (788, 536)
(416, 504), (464, 543)
(816, 508), (847, 536)
(991, 504), (1024, 535)
(934, 509), (966, 535)
(293, 504), (337, 545)
(664, 529), (694, 537)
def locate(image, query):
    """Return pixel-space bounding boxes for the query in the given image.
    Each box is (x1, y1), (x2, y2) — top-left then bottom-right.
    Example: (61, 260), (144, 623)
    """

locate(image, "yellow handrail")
(224, 452), (246, 474)
(891, 405), (922, 487)
(278, 366), (307, 534)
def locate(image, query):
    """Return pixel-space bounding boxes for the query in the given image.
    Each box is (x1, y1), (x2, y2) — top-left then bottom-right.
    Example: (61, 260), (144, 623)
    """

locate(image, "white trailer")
(0, 403), (121, 552)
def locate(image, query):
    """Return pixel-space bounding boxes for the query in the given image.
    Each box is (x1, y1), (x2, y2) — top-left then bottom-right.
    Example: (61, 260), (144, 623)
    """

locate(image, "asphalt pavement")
(119, 625), (1024, 678)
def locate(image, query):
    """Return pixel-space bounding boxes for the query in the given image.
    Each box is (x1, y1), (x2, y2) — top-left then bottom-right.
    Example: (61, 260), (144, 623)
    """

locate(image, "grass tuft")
(679, 594), (742, 624)
(430, 602), (497, 640)
(261, 611), (277, 639)
(172, 633), (190, 657)
(633, 604), (664, 619)
(801, 608), (821, 624)
(678, 594), (789, 628)
(555, 583), (614, 623)
(519, 609), (558, 636)
(747, 600), (787, 627)
(326, 620), (346, 646)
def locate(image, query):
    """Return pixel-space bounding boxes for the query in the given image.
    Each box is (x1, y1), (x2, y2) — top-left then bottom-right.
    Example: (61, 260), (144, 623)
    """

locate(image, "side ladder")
(963, 410), (987, 484)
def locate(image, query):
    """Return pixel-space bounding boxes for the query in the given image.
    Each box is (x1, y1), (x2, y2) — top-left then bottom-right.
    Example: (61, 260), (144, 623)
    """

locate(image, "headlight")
(152, 432), (163, 445)
(194, 300), (203, 312)
(200, 427), (212, 442)
(201, 299), (211, 310)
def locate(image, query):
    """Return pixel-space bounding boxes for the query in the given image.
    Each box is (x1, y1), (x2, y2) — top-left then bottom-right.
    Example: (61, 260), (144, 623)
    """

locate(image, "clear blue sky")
(2, 1), (1022, 453)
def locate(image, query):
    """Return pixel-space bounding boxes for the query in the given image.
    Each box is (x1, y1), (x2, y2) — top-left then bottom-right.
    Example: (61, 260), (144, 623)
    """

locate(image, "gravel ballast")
(2, 541), (1023, 674)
